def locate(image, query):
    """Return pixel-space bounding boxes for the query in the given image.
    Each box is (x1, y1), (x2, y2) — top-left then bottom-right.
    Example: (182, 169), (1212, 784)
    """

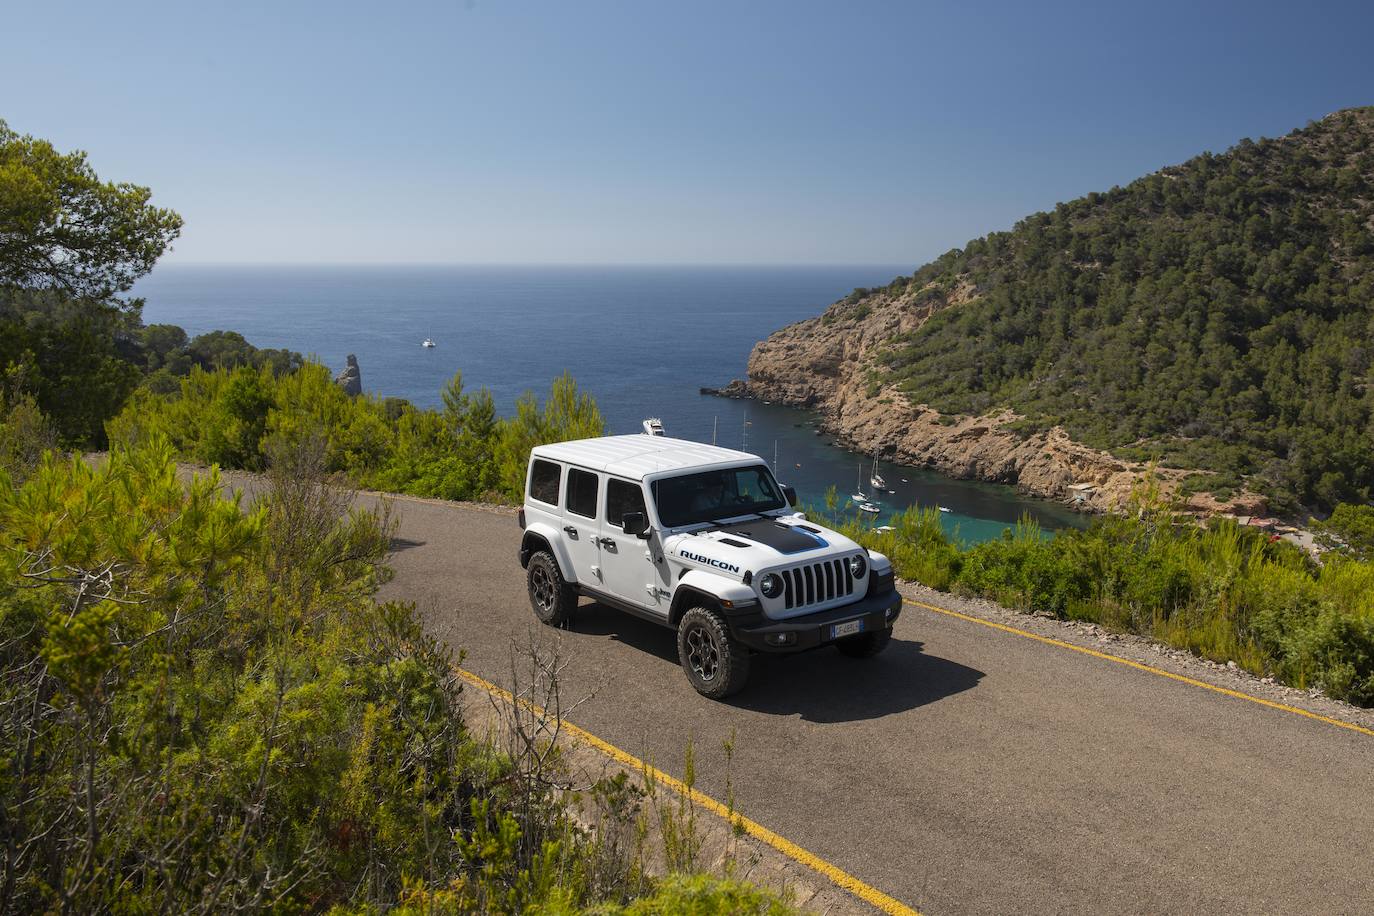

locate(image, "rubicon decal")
(679, 551), (741, 574)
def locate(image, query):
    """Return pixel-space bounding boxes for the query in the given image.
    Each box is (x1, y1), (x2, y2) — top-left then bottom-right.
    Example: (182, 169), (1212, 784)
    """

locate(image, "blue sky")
(5, 0), (1372, 266)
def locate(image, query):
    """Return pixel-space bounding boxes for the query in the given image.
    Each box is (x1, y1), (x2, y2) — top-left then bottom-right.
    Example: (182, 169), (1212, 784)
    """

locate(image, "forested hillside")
(846, 107), (1374, 515)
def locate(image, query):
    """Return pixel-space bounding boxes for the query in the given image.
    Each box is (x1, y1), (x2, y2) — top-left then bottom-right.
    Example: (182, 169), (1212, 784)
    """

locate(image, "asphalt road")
(233, 477), (1374, 915)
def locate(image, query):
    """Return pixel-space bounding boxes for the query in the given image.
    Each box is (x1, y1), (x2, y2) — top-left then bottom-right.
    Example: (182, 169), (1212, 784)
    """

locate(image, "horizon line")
(150, 260), (915, 270)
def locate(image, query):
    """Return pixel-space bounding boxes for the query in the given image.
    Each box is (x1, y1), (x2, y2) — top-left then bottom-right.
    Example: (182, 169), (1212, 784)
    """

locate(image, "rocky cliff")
(738, 284), (1265, 518)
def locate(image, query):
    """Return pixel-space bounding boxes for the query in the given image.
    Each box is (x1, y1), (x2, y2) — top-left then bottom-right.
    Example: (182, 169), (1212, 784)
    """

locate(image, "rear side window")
(606, 478), (647, 529)
(529, 459), (561, 505)
(566, 468), (599, 519)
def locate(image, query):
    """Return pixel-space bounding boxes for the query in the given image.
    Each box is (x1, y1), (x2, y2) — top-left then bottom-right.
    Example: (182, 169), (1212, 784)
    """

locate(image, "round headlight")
(847, 553), (867, 579)
(760, 573), (783, 599)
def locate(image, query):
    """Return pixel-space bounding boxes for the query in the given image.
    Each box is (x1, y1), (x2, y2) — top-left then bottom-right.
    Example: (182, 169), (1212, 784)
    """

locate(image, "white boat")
(851, 460), (867, 502)
(938, 505), (952, 513)
(875, 525), (895, 532)
(858, 502), (881, 514)
(869, 452), (886, 490)
(422, 338), (436, 348)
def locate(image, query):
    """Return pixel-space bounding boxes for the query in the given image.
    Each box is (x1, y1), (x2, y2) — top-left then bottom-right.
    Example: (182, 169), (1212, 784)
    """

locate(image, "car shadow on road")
(738, 640), (983, 722)
(570, 602), (983, 723)
(571, 601), (682, 664)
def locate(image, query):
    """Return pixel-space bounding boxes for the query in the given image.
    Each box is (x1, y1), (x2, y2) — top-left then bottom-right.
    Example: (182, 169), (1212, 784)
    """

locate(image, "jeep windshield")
(652, 465), (787, 528)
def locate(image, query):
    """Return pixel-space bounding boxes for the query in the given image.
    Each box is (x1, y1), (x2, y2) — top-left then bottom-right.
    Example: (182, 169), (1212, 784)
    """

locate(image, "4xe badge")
(679, 550), (740, 574)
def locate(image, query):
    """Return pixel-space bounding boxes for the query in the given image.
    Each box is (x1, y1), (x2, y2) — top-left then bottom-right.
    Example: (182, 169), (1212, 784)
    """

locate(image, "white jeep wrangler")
(516, 429), (902, 698)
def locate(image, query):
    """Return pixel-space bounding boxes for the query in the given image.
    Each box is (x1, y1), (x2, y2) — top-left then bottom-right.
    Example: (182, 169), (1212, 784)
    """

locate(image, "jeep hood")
(666, 515), (860, 575)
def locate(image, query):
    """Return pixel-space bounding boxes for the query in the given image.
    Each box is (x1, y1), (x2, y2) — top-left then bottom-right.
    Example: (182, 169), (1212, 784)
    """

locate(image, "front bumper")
(728, 575), (902, 653)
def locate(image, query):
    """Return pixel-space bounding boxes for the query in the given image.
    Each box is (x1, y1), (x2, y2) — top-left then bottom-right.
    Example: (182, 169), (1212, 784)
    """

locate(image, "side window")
(566, 468), (599, 519)
(529, 459), (561, 505)
(606, 478), (647, 530)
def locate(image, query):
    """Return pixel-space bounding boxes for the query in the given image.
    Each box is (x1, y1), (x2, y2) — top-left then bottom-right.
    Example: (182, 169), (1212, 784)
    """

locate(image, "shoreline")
(703, 382), (1320, 554)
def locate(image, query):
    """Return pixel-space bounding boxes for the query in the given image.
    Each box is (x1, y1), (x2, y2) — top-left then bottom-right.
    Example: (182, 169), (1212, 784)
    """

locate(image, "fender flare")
(520, 521), (578, 583)
(866, 548), (893, 575)
(670, 570), (757, 626)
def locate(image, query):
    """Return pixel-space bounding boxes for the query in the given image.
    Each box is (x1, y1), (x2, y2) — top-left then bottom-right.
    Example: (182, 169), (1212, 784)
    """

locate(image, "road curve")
(231, 476), (1374, 915)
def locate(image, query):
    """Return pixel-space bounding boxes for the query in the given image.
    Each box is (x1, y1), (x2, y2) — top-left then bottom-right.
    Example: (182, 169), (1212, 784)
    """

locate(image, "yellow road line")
(453, 666), (922, 916)
(905, 598), (1374, 739)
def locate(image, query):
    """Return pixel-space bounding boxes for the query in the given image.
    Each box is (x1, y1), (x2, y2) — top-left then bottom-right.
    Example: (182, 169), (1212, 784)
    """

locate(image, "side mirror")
(621, 511), (650, 538)
(782, 485), (797, 507)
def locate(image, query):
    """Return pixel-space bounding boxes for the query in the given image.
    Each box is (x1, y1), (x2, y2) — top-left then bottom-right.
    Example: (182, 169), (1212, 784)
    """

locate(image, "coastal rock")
(1184, 489), (1267, 517)
(700, 379), (753, 399)
(335, 354), (362, 396)
(743, 286), (1266, 518)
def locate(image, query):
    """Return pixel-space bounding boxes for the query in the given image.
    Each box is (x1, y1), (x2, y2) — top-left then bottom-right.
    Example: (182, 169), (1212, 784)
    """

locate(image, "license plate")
(830, 618), (865, 640)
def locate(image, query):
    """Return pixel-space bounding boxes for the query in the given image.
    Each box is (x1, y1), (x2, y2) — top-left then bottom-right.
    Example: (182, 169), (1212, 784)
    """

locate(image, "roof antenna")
(712, 415), (717, 446)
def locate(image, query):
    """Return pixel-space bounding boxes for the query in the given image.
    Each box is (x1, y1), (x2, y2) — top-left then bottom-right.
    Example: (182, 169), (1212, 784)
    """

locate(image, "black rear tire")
(677, 607), (751, 699)
(527, 551), (576, 627)
(835, 626), (892, 658)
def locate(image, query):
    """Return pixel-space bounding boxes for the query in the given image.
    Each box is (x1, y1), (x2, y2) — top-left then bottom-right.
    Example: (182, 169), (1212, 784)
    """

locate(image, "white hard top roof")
(531, 435), (763, 480)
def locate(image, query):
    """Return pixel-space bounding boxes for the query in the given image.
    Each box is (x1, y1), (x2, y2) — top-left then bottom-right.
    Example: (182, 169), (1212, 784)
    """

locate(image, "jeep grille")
(779, 557), (857, 610)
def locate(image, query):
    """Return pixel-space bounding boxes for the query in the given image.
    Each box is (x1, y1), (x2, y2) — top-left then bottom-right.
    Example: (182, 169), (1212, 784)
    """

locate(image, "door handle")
(597, 537), (616, 548)
(563, 525), (578, 538)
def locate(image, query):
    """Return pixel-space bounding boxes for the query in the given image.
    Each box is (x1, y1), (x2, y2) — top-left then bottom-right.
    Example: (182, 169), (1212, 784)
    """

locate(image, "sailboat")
(850, 460), (867, 502)
(422, 338), (436, 348)
(869, 453), (887, 491)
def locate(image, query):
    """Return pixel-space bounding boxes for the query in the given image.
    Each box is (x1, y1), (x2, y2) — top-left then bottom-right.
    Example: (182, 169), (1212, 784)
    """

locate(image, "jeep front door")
(601, 478), (666, 617)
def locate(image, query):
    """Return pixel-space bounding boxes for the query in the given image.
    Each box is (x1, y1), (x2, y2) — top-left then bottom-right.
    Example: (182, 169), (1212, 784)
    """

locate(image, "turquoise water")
(133, 265), (1086, 541)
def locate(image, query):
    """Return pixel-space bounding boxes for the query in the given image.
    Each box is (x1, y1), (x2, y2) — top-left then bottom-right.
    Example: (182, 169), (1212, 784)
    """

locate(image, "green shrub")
(0, 388), (55, 483)
(956, 517), (1090, 615)
(106, 363), (603, 504)
(1314, 503), (1374, 560)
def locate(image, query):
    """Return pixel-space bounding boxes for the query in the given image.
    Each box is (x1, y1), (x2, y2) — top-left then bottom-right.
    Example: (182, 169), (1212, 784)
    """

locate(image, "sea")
(133, 265), (1086, 543)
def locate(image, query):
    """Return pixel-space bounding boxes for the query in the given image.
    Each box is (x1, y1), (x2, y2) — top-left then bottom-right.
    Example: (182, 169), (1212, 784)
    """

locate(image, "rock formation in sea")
(335, 354), (362, 396)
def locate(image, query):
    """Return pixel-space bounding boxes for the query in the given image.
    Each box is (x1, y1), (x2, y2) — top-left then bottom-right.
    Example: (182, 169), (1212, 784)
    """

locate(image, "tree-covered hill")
(853, 107), (1374, 516)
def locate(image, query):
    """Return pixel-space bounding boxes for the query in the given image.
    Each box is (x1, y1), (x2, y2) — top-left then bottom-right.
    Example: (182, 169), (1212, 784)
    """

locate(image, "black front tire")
(527, 551), (576, 627)
(835, 627), (892, 658)
(677, 607), (751, 699)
